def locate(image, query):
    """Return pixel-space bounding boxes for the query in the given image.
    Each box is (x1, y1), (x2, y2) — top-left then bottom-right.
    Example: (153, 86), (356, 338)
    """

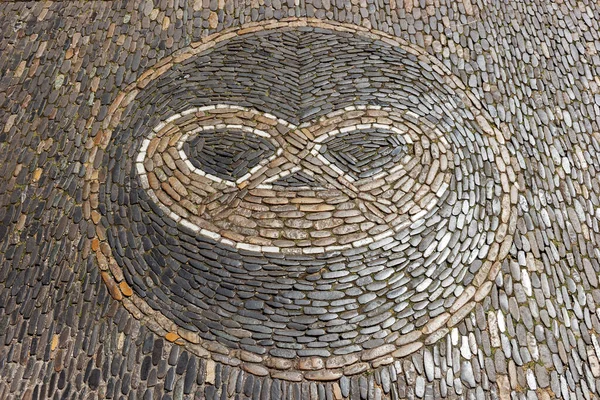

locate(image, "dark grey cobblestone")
(0, 0), (600, 399)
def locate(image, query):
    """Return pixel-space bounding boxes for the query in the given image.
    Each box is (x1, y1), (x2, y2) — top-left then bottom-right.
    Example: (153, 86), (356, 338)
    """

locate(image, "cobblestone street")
(1, 1), (600, 399)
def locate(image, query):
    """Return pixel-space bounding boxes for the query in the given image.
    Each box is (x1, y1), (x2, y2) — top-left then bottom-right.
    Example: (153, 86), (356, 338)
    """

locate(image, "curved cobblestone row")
(87, 20), (517, 381)
(1, 1), (600, 399)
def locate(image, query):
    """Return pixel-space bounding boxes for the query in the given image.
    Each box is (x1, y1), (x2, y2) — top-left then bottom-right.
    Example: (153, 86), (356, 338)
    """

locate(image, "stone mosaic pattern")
(0, 1), (599, 399)
(87, 20), (517, 381)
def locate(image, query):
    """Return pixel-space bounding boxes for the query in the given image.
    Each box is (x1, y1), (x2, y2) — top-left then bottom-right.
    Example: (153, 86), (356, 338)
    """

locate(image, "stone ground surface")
(1, 0), (600, 399)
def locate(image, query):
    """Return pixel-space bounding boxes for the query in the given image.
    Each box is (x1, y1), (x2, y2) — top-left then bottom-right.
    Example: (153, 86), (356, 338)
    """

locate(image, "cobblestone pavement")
(0, 1), (599, 399)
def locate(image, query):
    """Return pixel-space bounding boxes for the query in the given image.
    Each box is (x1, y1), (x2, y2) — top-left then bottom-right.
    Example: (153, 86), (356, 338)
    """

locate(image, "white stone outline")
(135, 105), (295, 189)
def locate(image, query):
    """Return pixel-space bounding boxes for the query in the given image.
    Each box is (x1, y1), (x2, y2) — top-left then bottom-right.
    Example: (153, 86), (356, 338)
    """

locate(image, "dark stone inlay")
(183, 129), (276, 182)
(272, 170), (322, 188)
(319, 128), (410, 180)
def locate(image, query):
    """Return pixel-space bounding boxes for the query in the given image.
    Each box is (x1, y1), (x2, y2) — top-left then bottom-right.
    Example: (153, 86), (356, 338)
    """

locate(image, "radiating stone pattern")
(0, 1), (599, 400)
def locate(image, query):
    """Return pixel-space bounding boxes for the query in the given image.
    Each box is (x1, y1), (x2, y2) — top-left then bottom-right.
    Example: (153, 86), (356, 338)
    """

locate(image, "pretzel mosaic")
(136, 105), (454, 254)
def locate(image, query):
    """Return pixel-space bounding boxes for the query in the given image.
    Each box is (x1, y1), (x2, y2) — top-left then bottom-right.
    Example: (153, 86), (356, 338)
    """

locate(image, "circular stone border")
(85, 18), (520, 382)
